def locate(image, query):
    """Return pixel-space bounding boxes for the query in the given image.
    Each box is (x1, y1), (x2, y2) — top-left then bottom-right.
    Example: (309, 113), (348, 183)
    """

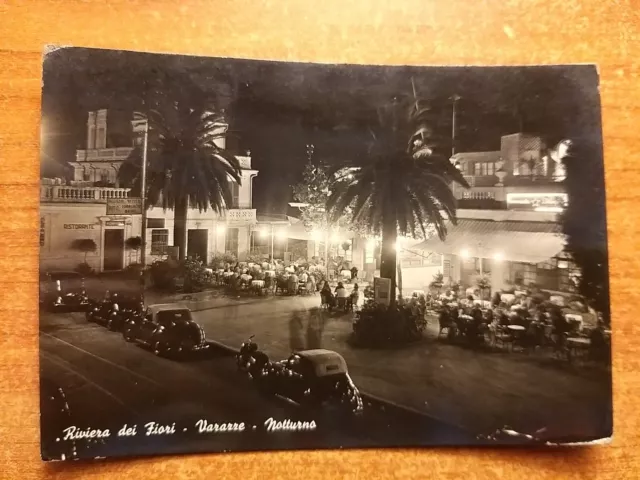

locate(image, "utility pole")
(139, 118), (149, 301)
(140, 119), (149, 270)
(451, 94), (461, 157)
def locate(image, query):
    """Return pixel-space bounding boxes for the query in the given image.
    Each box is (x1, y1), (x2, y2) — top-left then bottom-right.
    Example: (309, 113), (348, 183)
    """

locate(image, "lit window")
(474, 163), (481, 176)
(151, 229), (168, 255)
(365, 240), (375, 264)
(487, 162), (495, 176)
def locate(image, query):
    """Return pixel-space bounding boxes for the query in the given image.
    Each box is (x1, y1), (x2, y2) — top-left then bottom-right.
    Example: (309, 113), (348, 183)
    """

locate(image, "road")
(40, 306), (480, 460)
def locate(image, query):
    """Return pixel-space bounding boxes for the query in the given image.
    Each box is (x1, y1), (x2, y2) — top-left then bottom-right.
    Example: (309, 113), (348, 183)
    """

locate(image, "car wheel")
(123, 328), (134, 342)
(153, 341), (166, 357)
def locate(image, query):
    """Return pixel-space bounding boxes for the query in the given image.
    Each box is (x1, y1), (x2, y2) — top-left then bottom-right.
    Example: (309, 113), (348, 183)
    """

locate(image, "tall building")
(40, 110), (258, 273)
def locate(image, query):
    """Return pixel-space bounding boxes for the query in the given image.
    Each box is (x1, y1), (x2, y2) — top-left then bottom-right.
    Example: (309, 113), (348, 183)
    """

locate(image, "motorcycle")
(236, 335), (270, 380)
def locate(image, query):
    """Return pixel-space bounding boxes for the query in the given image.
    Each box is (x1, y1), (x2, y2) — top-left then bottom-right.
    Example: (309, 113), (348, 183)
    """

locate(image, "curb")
(203, 336), (472, 434)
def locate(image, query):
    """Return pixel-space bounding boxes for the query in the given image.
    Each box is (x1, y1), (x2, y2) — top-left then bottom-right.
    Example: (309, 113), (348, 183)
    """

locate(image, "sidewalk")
(190, 298), (612, 440)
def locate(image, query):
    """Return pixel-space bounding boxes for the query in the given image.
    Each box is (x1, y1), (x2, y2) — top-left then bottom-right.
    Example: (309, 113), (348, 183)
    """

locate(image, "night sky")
(41, 48), (603, 215)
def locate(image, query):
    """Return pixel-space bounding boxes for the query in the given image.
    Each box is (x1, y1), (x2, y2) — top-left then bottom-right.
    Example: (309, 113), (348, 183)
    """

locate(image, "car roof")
(147, 303), (191, 314)
(295, 349), (348, 375)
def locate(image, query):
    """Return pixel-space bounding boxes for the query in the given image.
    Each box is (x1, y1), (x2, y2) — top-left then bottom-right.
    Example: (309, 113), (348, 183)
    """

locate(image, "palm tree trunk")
(379, 214), (397, 306)
(174, 196), (189, 261)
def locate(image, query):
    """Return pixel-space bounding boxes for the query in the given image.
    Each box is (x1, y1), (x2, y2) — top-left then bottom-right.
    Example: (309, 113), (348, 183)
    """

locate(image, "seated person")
(335, 282), (349, 298)
(320, 282), (335, 307)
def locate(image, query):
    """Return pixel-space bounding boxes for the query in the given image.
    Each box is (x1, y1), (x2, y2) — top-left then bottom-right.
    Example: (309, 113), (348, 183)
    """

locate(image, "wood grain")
(1, 0), (639, 478)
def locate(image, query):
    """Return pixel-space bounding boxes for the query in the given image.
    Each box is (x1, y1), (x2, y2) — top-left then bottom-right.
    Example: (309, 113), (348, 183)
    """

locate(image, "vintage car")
(122, 303), (207, 357)
(86, 291), (144, 331)
(257, 349), (363, 416)
(39, 271), (90, 313)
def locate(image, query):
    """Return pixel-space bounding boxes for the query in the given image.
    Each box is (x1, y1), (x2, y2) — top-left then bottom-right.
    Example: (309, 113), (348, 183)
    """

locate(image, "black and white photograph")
(38, 47), (612, 461)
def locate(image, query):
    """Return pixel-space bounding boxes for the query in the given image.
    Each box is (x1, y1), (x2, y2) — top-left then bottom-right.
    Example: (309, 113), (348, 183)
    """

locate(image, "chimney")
(86, 111), (96, 149)
(95, 109), (108, 149)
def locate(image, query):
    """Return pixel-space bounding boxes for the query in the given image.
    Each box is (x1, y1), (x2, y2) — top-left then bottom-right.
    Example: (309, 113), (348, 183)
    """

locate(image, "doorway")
(187, 229), (209, 263)
(103, 229), (124, 271)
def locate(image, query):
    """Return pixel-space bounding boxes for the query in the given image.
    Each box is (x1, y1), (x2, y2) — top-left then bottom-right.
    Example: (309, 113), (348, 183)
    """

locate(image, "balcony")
(41, 185), (131, 203)
(75, 147), (134, 162)
(226, 208), (257, 224)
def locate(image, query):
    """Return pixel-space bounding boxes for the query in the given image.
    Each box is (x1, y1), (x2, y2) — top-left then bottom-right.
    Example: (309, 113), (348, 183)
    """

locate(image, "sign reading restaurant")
(106, 198), (143, 215)
(63, 223), (96, 229)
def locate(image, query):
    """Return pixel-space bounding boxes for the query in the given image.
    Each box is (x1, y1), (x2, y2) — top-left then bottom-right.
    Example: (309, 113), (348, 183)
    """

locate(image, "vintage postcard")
(39, 47), (612, 461)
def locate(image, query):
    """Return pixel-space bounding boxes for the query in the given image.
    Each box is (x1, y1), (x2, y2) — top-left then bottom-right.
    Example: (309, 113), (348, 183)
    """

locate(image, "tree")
(560, 137), (609, 322)
(71, 238), (97, 263)
(119, 105), (242, 261)
(326, 96), (469, 305)
(125, 236), (143, 263)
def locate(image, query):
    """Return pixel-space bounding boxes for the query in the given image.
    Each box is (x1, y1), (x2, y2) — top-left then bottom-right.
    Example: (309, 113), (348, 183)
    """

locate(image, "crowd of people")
(436, 290), (610, 364)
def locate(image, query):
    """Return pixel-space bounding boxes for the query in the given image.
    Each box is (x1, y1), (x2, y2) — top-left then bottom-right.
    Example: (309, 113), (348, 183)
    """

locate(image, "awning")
(412, 219), (565, 264)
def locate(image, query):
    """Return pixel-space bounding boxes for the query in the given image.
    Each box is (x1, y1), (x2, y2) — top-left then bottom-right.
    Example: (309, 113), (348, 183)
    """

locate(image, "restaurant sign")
(106, 198), (142, 215)
(63, 223), (96, 230)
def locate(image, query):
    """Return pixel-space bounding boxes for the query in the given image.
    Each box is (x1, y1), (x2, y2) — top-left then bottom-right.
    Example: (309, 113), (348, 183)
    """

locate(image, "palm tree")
(119, 104), (242, 261)
(326, 96), (469, 305)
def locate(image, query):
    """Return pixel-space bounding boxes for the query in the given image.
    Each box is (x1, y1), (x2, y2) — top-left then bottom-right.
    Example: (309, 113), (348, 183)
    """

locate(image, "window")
(40, 217), (45, 247)
(83, 170), (91, 181)
(487, 162), (495, 176)
(481, 163), (487, 176)
(146, 218), (165, 229)
(365, 241), (375, 264)
(151, 229), (169, 255)
(474, 163), (481, 176)
(231, 182), (239, 208)
(225, 228), (239, 255)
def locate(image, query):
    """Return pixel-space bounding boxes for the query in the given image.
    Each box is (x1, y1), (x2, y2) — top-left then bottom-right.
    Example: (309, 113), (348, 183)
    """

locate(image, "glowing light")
(216, 224), (226, 233)
(275, 229), (287, 240)
(534, 206), (563, 213)
(366, 239), (376, 250)
(259, 227), (269, 238)
(311, 230), (322, 241)
(330, 234), (341, 243)
(493, 252), (503, 261)
(460, 248), (470, 259)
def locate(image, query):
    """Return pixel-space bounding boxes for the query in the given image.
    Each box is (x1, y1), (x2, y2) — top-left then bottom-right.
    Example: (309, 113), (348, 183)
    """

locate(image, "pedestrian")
(350, 265), (358, 280)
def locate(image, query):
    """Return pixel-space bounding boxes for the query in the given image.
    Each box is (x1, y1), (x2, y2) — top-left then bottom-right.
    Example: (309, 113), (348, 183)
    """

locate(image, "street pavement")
(184, 292), (612, 442)
(40, 308), (479, 460)
(43, 276), (612, 444)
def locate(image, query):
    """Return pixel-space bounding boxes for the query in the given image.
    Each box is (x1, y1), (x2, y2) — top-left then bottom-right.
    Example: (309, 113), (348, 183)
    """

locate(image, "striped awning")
(413, 219), (565, 264)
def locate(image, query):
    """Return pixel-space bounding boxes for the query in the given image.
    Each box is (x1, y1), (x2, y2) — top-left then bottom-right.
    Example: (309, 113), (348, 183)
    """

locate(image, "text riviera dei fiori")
(60, 418), (317, 441)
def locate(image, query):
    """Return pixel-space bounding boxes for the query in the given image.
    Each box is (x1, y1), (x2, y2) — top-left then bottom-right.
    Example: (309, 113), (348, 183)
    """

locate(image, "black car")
(122, 303), (207, 358)
(86, 292), (144, 331)
(257, 349), (363, 416)
(39, 271), (90, 313)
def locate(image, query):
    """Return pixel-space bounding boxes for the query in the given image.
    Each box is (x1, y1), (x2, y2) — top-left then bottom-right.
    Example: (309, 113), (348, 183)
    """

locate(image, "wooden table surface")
(1, 1), (639, 478)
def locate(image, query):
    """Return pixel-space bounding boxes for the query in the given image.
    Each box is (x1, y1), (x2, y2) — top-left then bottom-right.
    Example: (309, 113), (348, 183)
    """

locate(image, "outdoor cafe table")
(507, 325), (526, 332)
(566, 337), (591, 361)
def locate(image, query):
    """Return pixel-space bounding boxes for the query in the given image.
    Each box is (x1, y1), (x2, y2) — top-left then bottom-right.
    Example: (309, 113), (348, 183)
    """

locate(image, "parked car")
(86, 291), (144, 331)
(39, 271), (90, 313)
(257, 349), (363, 416)
(122, 303), (207, 358)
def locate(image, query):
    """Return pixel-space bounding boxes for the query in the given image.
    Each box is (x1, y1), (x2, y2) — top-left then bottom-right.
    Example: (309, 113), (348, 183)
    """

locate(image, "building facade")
(40, 110), (258, 273)
(403, 132), (576, 295)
